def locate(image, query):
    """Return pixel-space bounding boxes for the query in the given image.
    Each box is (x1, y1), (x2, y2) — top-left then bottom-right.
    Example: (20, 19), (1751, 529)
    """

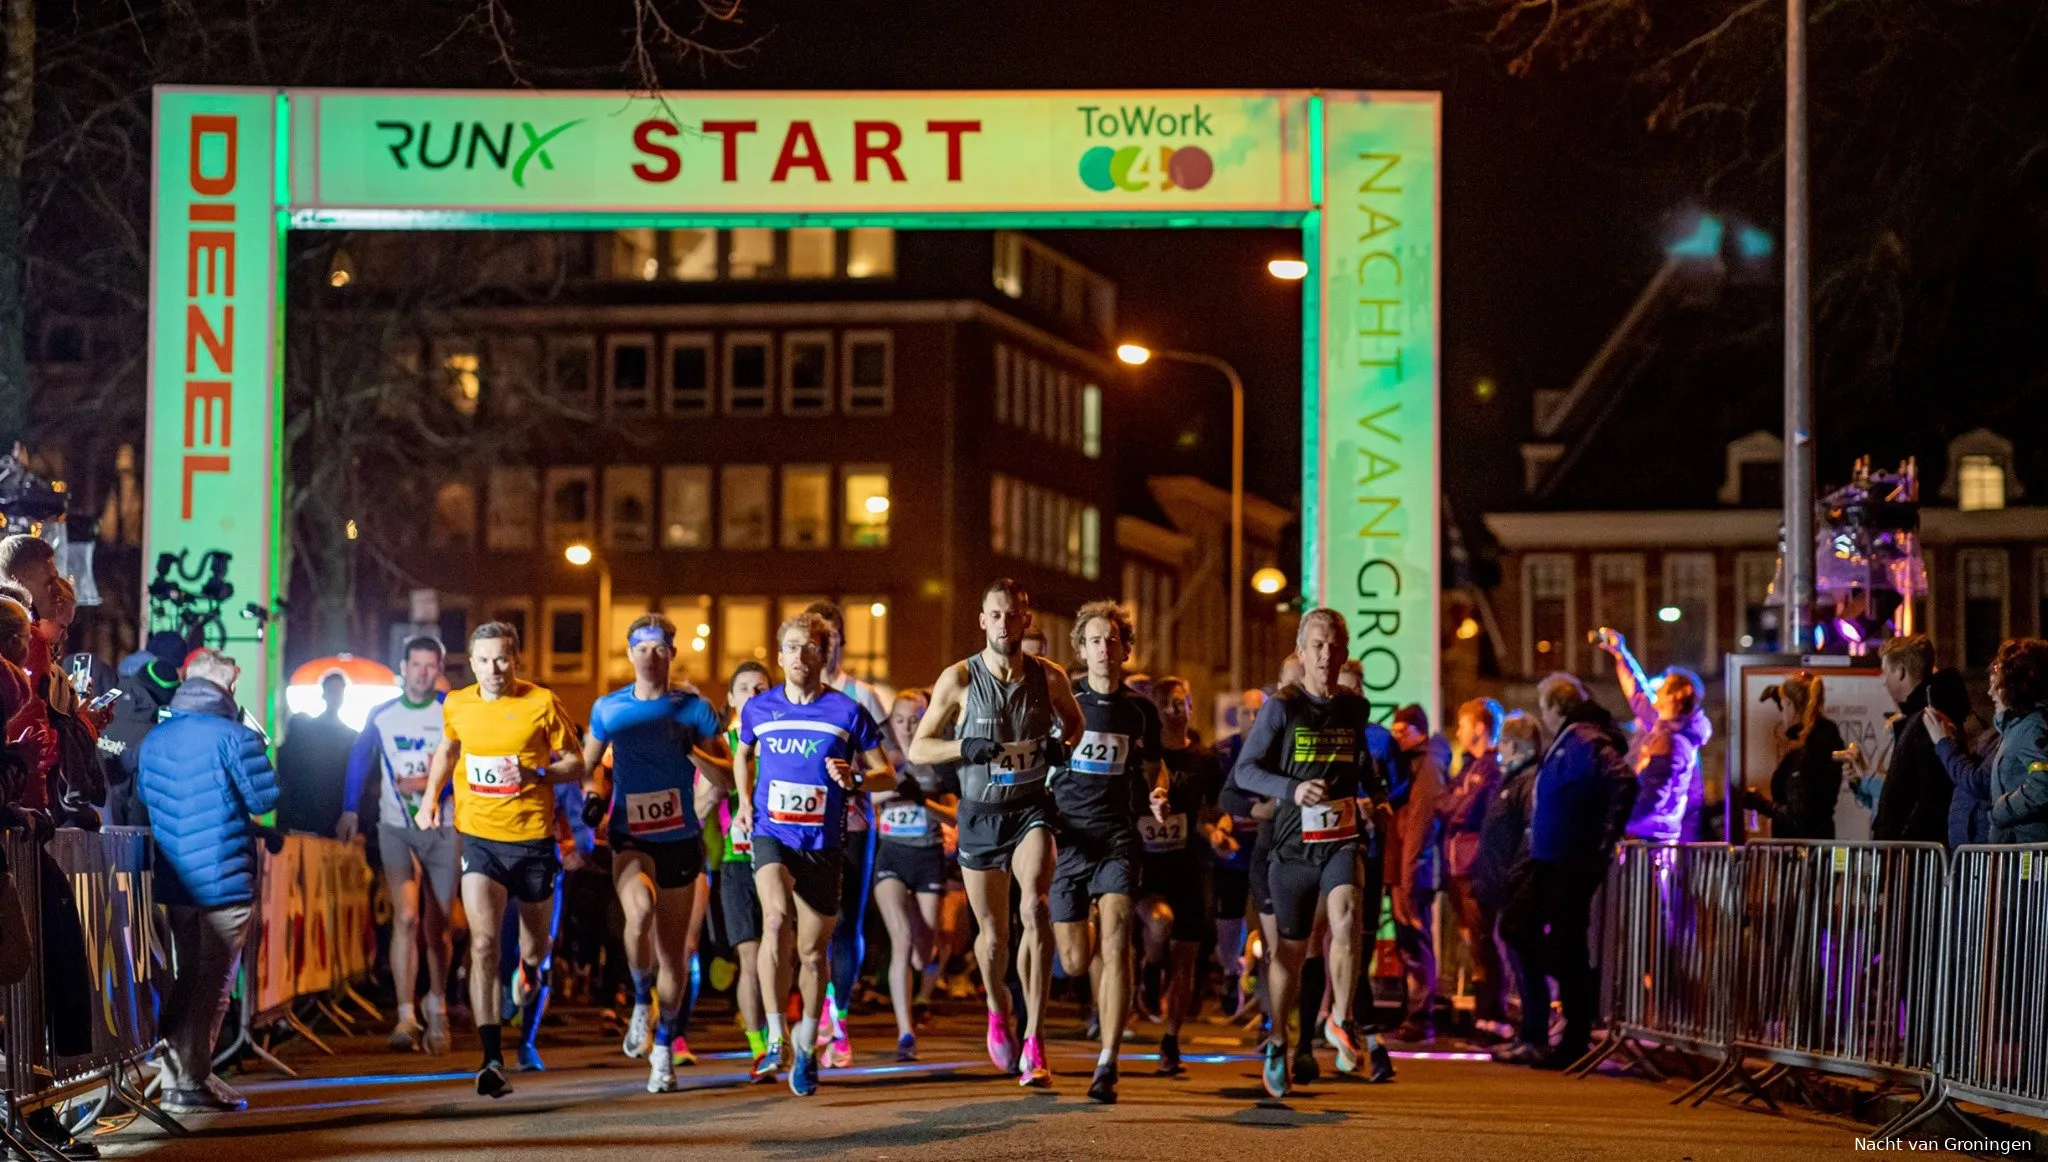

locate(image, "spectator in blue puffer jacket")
(1593, 628), (1711, 843)
(137, 648), (279, 1116)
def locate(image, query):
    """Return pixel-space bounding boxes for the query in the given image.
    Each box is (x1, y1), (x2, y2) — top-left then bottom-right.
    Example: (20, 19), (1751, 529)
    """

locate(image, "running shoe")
(476, 1062), (511, 1099)
(986, 1010), (1019, 1073)
(1290, 1047), (1320, 1086)
(1261, 1041), (1289, 1099)
(1087, 1062), (1119, 1104)
(510, 962), (537, 1011)
(387, 1015), (422, 1052)
(647, 1047), (678, 1094)
(790, 1049), (820, 1097)
(517, 1043), (546, 1072)
(748, 1046), (780, 1084)
(669, 1035), (697, 1068)
(622, 1003), (653, 1058)
(1368, 1041), (1397, 1083)
(423, 1001), (452, 1057)
(1017, 1035), (1050, 1088)
(1326, 1018), (1362, 1075)
(896, 1033), (918, 1062)
(827, 1023), (853, 1069)
(815, 1005), (839, 1052)
(1156, 1032), (1183, 1076)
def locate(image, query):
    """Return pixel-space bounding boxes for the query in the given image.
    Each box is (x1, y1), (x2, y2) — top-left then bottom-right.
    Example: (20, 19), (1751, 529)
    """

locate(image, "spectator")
(276, 670), (357, 836)
(35, 576), (106, 829)
(98, 632), (188, 827)
(1481, 713), (1544, 1063)
(1499, 672), (1637, 1069)
(137, 648), (280, 1114)
(1928, 638), (2048, 846)
(1870, 636), (1955, 843)
(1593, 628), (1710, 843)
(1740, 672), (1846, 840)
(1385, 703), (1446, 1042)
(1438, 698), (1507, 1039)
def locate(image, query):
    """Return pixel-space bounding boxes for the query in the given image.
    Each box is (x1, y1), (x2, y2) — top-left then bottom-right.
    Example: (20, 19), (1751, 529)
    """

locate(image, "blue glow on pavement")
(247, 1071), (473, 1091)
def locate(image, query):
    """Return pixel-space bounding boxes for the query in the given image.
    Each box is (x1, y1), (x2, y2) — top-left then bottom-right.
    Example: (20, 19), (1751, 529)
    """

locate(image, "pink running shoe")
(986, 1010), (1019, 1073)
(1017, 1035), (1050, 1088)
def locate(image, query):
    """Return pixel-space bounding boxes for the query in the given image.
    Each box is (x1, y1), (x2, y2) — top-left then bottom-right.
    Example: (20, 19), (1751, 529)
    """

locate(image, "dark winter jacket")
(1474, 757), (1536, 909)
(1385, 735), (1448, 892)
(137, 678), (280, 907)
(1529, 701), (1638, 867)
(1872, 674), (1961, 844)
(1438, 749), (1501, 879)
(1760, 716), (1845, 841)
(98, 657), (181, 827)
(1942, 706), (2048, 847)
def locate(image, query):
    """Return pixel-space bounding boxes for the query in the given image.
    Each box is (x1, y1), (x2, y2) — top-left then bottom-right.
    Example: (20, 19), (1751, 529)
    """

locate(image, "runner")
(1209, 691), (1265, 1021)
(416, 622), (584, 1098)
(869, 690), (959, 1061)
(734, 613), (895, 1097)
(1048, 602), (1165, 1104)
(1227, 610), (1384, 1098)
(909, 579), (1082, 1088)
(338, 636), (455, 1056)
(580, 614), (727, 1094)
(711, 662), (781, 1082)
(1137, 675), (1226, 1077)
(802, 600), (890, 1068)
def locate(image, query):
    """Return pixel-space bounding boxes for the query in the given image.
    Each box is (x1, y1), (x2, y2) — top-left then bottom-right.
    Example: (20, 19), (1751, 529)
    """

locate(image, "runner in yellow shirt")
(416, 622), (584, 1099)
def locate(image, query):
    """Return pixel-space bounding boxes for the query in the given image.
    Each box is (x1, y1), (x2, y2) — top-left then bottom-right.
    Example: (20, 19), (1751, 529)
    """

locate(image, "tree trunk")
(0, 0), (34, 450)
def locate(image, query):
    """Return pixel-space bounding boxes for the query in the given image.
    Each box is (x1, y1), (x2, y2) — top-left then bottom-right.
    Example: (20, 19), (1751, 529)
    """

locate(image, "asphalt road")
(91, 1001), (1938, 1161)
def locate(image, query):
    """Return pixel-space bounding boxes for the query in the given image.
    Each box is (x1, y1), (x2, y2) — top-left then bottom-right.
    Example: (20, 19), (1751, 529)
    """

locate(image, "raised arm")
(1598, 628), (1655, 721)
(908, 663), (970, 767)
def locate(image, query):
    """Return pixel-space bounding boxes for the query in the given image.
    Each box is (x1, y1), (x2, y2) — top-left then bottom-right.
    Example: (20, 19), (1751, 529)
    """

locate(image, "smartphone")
(84, 688), (125, 715)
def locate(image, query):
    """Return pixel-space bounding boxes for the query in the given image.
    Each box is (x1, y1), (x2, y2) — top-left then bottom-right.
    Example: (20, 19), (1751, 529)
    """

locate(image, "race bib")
(393, 762), (430, 797)
(625, 788), (685, 836)
(463, 753), (523, 798)
(767, 779), (828, 827)
(1300, 797), (1358, 844)
(845, 796), (870, 832)
(1139, 812), (1189, 853)
(729, 816), (753, 855)
(879, 802), (929, 839)
(1069, 731), (1130, 777)
(987, 739), (1046, 786)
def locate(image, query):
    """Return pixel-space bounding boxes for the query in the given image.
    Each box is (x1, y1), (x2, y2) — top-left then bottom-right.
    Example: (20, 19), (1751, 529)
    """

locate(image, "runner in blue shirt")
(580, 614), (726, 1095)
(733, 612), (893, 1097)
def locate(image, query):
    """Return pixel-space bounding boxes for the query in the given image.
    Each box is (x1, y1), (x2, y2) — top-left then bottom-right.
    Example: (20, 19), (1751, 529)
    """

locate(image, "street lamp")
(564, 542), (611, 680)
(1118, 341), (1249, 699)
(1266, 258), (1308, 281)
(1252, 566), (1287, 596)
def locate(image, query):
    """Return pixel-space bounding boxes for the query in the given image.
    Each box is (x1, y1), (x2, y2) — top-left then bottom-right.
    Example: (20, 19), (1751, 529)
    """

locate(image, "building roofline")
(1115, 514), (1194, 563)
(1485, 506), (2048, 549)
(1148, 475), (1292, 539)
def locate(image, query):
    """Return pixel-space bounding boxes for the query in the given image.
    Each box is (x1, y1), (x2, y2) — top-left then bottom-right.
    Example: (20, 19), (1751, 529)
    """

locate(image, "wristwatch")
(849, 768), (866, 790)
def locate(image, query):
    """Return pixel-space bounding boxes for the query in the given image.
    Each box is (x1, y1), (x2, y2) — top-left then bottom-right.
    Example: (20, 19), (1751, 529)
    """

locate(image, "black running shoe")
(476, 1061), (511, 1098)
(1290, 1048), (1320, 1086)
(1087, 1062), (1119, 1104)
(1157, 1032), (1183, 1076)
(1368, 1042), (1396, 1083)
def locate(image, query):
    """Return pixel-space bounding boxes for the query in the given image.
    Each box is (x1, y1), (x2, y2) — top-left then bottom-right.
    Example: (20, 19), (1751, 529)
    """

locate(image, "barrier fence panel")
(0, 828), (47, 1147)
(1926, 844), (2048, 1124)
(232, 834), (377, 1072)
(1579, 843), (1742, 1080)
(43, 828), (158, 1094)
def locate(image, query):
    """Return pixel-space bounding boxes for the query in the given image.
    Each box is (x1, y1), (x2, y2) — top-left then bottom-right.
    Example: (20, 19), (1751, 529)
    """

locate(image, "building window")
(482, 599), (533, 665)
(542, 597), (592, 684)
(490, 334), (540, 405)
(1081, 506), (1100, 580)
(663, 596), (715, 687)
(606, 333), (654, 413)
(1523, 554), (1574, 676)
(1958, 549), (2009, 670)
(429, 481), (477, 549)
(780, 465), (832, 550)
(1007, 475), (1025, 560)
(724, 332), (772, 416)
(1958, 455), (2006, 513)
(788, 228), (836, 280)
(1056, 374), (1075, 449)
(664, 332), (713, 416)
(846, 228), (895, 279)
(1082, 384), (1102, 458)
(727, 228), (776, 279)
(995, 345), (1012, 425)
(841, 597), (889, 682)
(604, 596), (652, 684)
(843, 466), (890, 549)
(783, 332), (833, 417)
(610, 229), (660, 280)
(434, 338), (481, 417)
(1662, 553), (1716, 674)
(661, 465), (712, 549)
(718, 596), (771, 679)
(1590, 555), (1644, 673)
(666, 229), (717, 281)
(548, 334), (595, 404)
(543, 467), (595, 550)
(1027, 358), (1045, 436)
(843, 331), (893, 415)
(485, 467), (538, 551)
(602, 465), (653, 551)
(721, 465), (772, 550)
(991, 474), (1009, 554)
(1735, 552), (1780, 652)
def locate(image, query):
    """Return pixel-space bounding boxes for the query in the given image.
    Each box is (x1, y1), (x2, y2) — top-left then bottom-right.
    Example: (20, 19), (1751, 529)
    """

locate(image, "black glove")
(959, 737), (1002, 766)
(582, 791), (609, 828)
(1041, 735), (1069, 770)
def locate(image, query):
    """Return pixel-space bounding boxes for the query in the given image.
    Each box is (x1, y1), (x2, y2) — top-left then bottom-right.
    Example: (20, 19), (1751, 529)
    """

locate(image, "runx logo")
(762, 736), (824, 759)
(373, 119), (583, 187)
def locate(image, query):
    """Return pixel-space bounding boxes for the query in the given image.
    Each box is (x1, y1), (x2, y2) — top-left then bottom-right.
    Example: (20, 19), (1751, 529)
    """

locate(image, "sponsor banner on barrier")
(252, 835), (374, 1015)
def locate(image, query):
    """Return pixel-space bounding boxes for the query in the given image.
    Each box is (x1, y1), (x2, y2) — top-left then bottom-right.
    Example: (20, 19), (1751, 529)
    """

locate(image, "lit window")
(843, 466), (890, 549)
(429, 481), (477, 549)
(1008, 476), (1025, 559)
(662, 595), (714, 687)
(1081, 506), (1100, 580)
(485, 467), (538, 551)
(993, 232), (1024, 298)
(602, 465), (653, 551)
(611, 229), (658, 280)
(542, 597), (592, 684)
(781, 465), (832, 549)
(605, 596), (651, 684)
(543, 467), (595, 549)
(661, 465), (712, 550)
(778, 596), (829, 627)
(1082, 385), (1102, 458)
(720, 465), (772, 550)
(1524, 554), (1574, 676)
(665, 230), (716, 281)
(433, 339), (481, 416)
(843, 331), (893, 415)
(846, 228), (895, 279)
(664, 333), (713, 416)
(788, 228), (836, 280)
(548, 334), (595, 402)
(724, 333), (772, 416)
(606, 334), (654, 413)
(727, 228), (776, 279)
(1959, 454), (2006, 512)
(783, 332), (833, 416)
(719, 596), (771, 679)
(990, 473), (1009, 554)
(840, 597), (889, 682)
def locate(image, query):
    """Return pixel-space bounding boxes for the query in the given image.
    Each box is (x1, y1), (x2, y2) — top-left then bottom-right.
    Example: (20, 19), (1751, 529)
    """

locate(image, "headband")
(628, 625), (673, 649)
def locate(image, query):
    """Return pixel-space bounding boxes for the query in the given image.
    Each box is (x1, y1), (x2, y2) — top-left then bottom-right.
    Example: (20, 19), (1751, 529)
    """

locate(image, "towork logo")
(1075, 102), (1215, 194)
(373, 119), (584, 188)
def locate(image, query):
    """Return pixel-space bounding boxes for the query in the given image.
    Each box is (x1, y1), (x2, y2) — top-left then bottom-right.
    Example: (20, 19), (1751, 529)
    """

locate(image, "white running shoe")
(423, 1000), (452, 1057)
(647, 1047), (678, 1093)
(623, 1003), (653, 1059)
(387, 1015), (422, 1052)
